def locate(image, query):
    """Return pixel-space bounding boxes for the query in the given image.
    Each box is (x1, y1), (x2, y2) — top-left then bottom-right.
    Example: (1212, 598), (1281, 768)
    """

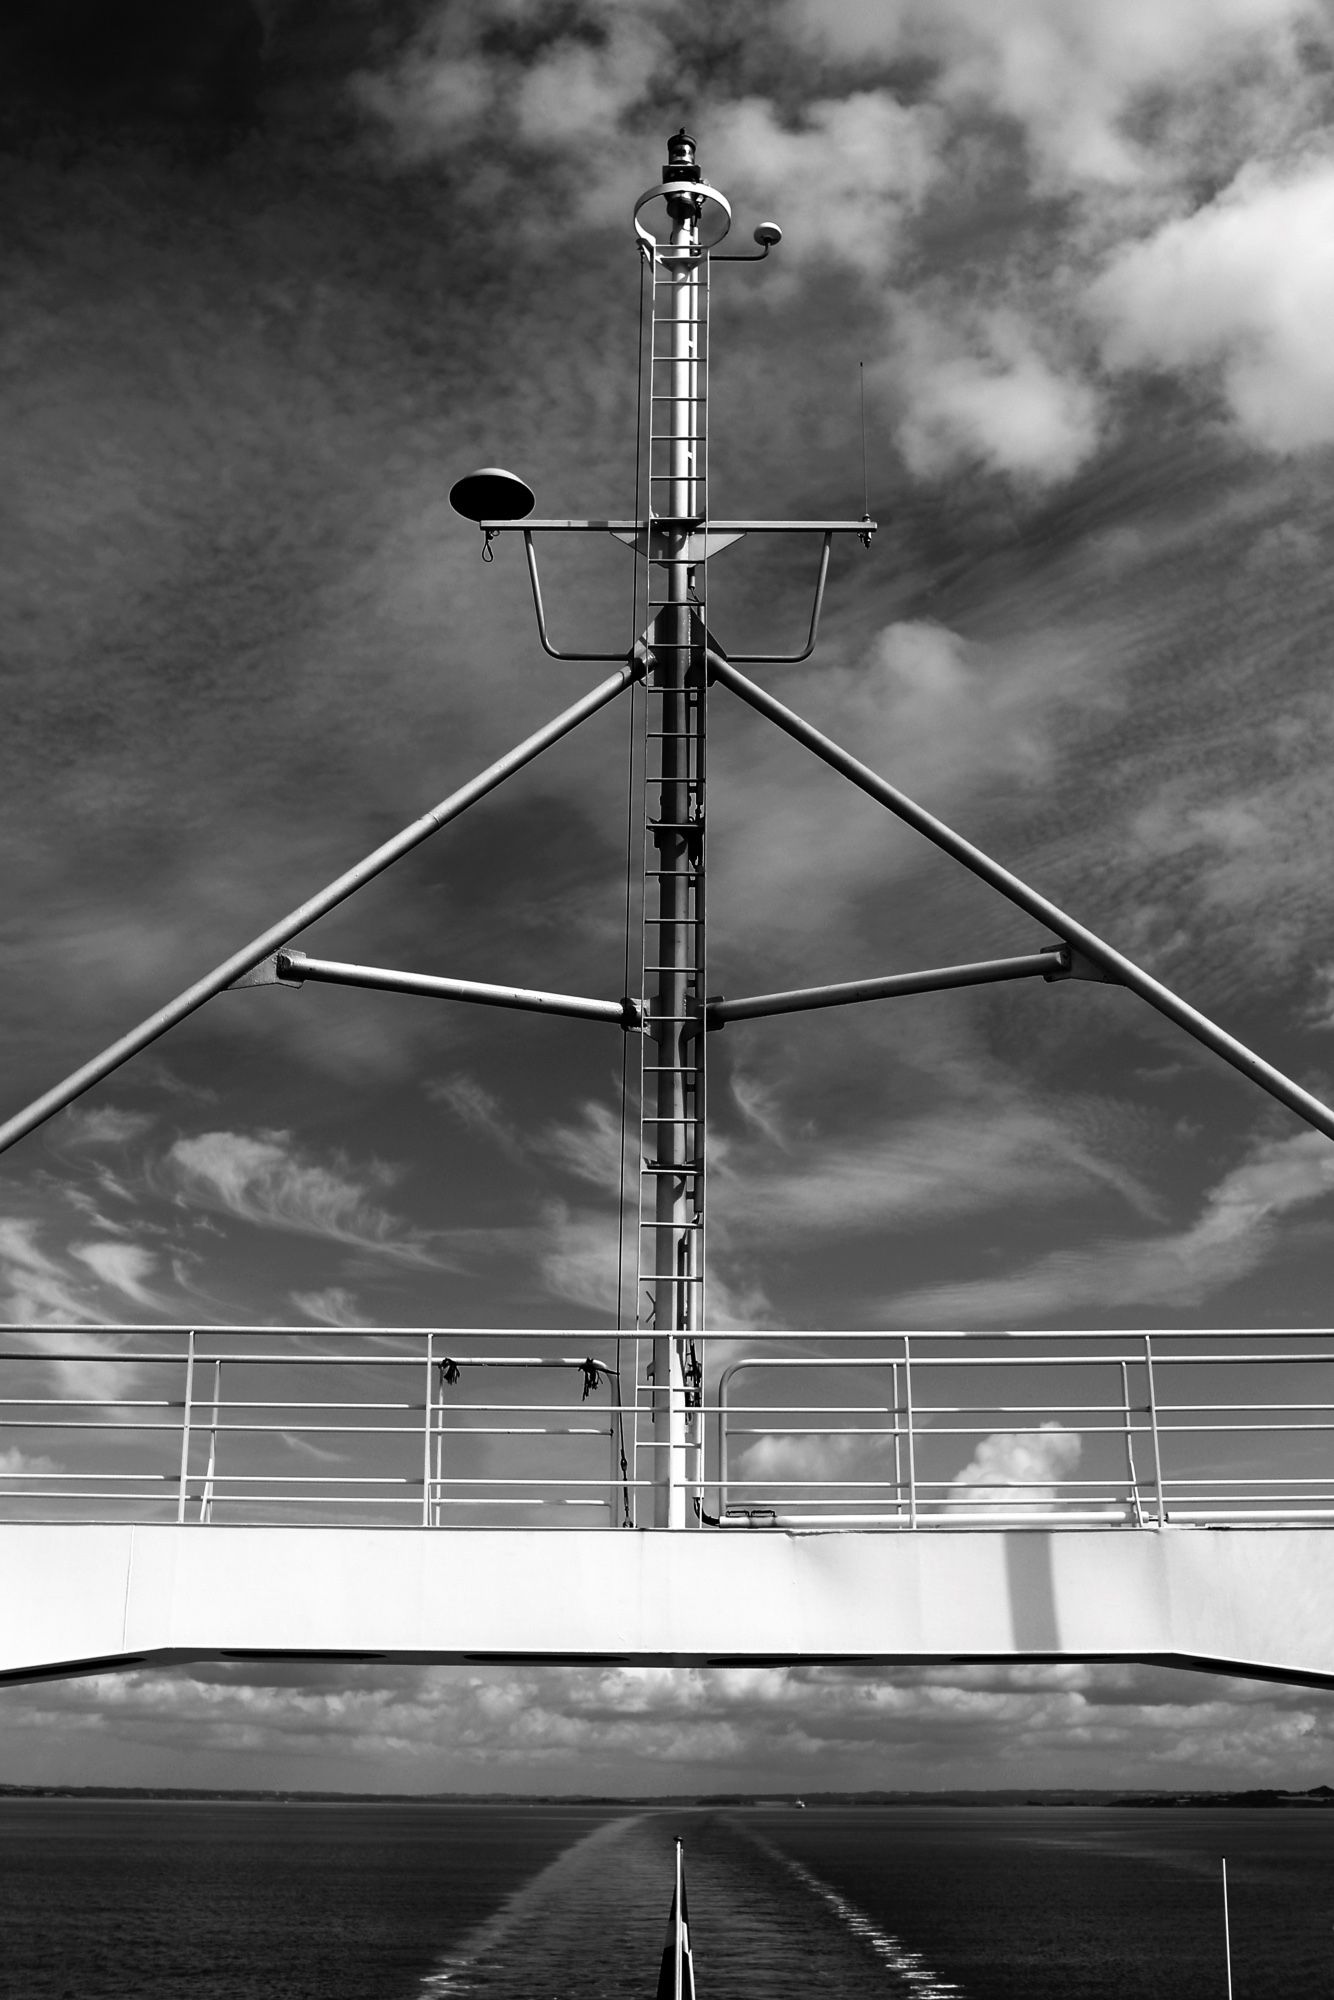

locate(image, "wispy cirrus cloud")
(716, 1099), (1157, 1242)
(290, 1286), (370, 1328)
(888, 1126), (1334, 1325)
(166, 1130), (443, 1267)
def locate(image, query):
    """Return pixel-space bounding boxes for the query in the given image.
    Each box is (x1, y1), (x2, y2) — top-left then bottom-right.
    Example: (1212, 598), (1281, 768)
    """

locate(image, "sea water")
(1, 1800), (1331, 1999)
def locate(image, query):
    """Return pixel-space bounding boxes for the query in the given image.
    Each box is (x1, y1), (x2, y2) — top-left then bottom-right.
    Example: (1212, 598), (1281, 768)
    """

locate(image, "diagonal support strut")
(0, 662), (640, 1158)
(709, 651), (1334, 1144)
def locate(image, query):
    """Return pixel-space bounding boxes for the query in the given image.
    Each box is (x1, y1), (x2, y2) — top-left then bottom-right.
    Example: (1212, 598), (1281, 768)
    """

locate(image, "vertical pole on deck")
(176, 1329), (195, 1524)
(1222, 1858), (1234, 2000)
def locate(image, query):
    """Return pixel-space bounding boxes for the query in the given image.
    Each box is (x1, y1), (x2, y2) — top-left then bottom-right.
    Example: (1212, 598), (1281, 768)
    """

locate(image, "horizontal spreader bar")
(708, 949), (1071, 1025)
(479, 518), (877, 534)
(271, 952), (634, 1027)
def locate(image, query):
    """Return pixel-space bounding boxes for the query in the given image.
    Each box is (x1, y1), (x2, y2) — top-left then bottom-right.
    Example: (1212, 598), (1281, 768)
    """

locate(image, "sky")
(3, 0), (1334, 1792)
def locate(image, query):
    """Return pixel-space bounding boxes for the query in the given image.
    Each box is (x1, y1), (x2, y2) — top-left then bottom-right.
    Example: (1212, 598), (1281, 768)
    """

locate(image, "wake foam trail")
(419, 1810), (969, 2000)
(746, 1830), (968, 1999)
(416, 1813), (666, 1998)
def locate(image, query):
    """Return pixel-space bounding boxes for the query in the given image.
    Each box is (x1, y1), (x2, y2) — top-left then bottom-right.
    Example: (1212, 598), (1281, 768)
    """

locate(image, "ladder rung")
(639, 1165), (702, 1176)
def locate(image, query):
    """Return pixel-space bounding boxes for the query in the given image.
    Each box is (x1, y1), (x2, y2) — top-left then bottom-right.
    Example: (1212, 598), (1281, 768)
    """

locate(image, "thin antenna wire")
(860, 360), (869, 520)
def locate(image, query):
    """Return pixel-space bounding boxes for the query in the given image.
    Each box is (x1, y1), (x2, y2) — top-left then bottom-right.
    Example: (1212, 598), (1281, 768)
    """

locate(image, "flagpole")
(675, 1839), (684, 2000)
(1222, 1858), (1233, 2000)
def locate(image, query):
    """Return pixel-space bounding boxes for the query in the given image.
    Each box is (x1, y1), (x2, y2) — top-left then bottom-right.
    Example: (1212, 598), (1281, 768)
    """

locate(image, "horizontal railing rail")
(0, 1325), (1330, 1530)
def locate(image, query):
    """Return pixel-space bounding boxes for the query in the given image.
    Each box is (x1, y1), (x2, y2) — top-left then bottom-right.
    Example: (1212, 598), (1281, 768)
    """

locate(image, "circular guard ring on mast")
(633, 181), (732, 250)
(449, 467), (536, 523)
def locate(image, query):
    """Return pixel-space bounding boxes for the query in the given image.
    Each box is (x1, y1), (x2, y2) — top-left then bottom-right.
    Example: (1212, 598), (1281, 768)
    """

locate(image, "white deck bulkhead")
(4, 1523), (1332, 1687)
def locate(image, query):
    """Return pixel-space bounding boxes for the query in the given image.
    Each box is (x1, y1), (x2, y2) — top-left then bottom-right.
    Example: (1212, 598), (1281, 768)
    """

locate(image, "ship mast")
(11, 129), (1334, 1541)
(638, 130), (709, 1528)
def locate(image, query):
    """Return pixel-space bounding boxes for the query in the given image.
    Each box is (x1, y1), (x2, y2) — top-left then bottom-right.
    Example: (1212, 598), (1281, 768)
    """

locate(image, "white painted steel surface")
(2, 1522), (1332, 1685)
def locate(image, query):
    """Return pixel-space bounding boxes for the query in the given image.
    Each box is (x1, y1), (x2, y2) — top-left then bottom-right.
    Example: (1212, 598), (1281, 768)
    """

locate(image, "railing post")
(422, 1331), (434, 1528)
(717, 1363), (735, 1517)
(608, 1354), (621, 1526)
(200, 1360), (220, 1523)
(1145, 1333), (1167, 1526)
(176, 1329), (195, 1524)
(1121, 1358), (1144, 1526)
(891, 1359), (903, 1525)
(903, 1338), (918, 1529)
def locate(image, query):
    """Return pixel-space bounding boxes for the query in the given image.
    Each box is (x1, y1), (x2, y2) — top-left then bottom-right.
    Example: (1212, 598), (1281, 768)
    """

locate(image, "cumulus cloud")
(1092, 150), (1334, 452)
(948, 1422), (1082, 1511)
(5, 1655), (1332, 1792)
(732, 1430), (894, 1513)
(706, 91), (943, 277)
(785, 0), (1330, 189)
(166, 1130), (441, 1266)
(891, 303), (1103, 485)
(354, 0), (663, 172)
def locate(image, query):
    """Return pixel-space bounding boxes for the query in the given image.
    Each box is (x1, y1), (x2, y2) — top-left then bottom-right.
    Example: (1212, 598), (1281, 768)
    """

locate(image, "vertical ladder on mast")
(632, 138), (710, 1527)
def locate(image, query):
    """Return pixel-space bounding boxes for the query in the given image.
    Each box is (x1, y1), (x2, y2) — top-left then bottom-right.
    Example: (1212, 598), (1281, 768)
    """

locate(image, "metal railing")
(1, 1325), (1331, 1530)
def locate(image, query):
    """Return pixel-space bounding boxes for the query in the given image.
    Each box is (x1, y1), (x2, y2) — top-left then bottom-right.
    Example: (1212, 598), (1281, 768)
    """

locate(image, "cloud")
(512, 13), (663, 148)
(354, 1), (664, 172)
(70, 1239), (161, 1306)
(732, 1430), (892, 1511)
(428, 1074), (527, 1162)
(55, 1106), (156, 1148)
(290, 1286), (368, 1328)
(6, 1654), (1332, 1792)
(166, 1130), (441, 1266)
(1092, 150), (1334, 452)
(785, 0), (1329, 189)
(0, 1216), (117, 1325)
(0, 1444), (62, 1479)
(948, 1422), (1082, 1510)
(706, 91), (944, 278)
(890, 1127), (1334, 1324)
(890, 304), (1102, 485)
(718, 1101), (1154, 1243)
(536, 1198), (771, 1331)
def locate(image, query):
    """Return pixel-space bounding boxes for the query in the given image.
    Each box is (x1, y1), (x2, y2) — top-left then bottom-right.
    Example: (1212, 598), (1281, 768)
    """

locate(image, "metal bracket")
(723, 532), (833, 665)
(228, 953), (304, 989)
(608, 525), (747, 563)
(522, 531), (633, 662)
(1044, 944), (1123, 985)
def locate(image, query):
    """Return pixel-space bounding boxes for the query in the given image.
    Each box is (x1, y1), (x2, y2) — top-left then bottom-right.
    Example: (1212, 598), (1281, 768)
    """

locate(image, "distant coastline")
(2, 1783), (1331, 1807)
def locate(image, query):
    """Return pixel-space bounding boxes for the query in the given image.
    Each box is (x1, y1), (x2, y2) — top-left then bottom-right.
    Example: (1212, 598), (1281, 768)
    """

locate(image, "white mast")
(639, 129), (710, 1528)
